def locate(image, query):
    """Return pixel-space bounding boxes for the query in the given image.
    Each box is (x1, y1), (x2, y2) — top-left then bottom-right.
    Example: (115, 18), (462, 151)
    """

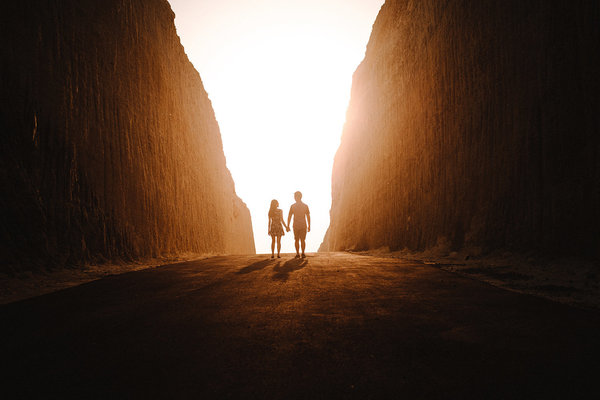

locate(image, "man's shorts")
(293, 227), (307, 241)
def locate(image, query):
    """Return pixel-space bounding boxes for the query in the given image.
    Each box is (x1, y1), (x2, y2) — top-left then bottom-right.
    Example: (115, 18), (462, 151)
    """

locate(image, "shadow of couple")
(272, 258), (308, 281)
(236, 257), (308, 281)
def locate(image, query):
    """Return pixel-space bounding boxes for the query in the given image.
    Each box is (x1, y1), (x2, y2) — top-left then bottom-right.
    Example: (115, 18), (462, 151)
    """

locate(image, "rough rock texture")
(0, 0), (255, 271)
(321, 0), (599, 258)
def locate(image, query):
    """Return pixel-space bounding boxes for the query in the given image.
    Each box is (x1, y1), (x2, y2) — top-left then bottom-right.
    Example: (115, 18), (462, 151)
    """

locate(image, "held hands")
(286, 225), (290, 232)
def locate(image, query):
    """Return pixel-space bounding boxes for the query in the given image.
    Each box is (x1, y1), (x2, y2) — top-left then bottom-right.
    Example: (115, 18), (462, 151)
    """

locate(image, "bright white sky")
(167, 0), (384, 254)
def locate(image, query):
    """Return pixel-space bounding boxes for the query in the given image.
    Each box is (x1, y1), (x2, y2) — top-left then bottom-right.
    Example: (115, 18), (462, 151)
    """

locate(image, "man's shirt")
(289, 202), (310, 229)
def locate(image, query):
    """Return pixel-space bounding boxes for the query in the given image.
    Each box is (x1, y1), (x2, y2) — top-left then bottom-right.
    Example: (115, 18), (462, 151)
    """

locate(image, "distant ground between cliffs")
(2, 251), (598, 309)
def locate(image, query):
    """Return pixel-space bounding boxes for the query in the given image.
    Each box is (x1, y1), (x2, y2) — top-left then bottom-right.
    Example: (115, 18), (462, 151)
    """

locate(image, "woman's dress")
(269, 209), (285, 237)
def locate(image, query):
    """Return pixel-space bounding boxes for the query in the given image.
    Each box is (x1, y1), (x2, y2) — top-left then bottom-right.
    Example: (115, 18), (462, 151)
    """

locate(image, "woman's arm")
(280, 213), (288, 230)
(268, 216), (271, 233)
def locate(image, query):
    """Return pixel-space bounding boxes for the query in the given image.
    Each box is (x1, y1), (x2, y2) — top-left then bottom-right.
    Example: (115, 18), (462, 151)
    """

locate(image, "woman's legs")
(271, 235), (276, 257)
(276, 235), (282, 257)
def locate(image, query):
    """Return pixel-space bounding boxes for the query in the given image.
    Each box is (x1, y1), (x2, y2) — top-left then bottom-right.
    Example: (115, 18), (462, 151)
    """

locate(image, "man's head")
(294, 191), (302, 202)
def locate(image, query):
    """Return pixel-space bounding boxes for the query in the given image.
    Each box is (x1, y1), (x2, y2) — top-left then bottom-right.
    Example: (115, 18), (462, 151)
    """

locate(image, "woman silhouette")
(268, 199), (288, 258)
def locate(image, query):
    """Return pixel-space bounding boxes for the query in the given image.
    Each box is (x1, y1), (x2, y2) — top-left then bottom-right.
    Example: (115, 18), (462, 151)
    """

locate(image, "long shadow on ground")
(236, 258), (275, 274)
(272, 258), (308, 281)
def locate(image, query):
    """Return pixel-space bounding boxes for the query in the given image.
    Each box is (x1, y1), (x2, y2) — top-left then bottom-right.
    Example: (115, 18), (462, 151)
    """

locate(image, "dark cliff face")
(321, 0), (599, 257)
(0, 0), (255, 270)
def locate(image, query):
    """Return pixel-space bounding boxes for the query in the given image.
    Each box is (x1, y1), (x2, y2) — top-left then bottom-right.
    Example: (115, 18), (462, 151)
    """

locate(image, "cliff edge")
(321, 0), (599, 258)
(0, 0), (255, 271)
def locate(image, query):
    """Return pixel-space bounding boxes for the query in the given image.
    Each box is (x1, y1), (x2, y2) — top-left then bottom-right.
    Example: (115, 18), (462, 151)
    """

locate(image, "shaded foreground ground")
(2, 253), (599, 399)
(0, 254), (208, 305)
(355, 249), (600, 309)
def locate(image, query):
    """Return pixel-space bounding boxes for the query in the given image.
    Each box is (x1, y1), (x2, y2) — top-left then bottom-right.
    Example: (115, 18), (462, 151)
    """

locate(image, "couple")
(268, 191), (310, 259)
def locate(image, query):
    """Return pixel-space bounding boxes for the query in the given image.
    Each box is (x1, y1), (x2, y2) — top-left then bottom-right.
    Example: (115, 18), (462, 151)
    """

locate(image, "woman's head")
(269, 199), (279, 216)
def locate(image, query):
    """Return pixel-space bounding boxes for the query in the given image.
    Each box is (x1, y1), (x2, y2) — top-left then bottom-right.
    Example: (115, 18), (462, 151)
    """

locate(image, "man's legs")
(294, 238), (300, 257)
(301, 239), (306, 257)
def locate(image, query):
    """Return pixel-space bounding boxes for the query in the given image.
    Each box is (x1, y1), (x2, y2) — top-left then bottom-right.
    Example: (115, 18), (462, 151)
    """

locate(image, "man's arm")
(306, 206), (311, 232)
(287, 206), (293, 230)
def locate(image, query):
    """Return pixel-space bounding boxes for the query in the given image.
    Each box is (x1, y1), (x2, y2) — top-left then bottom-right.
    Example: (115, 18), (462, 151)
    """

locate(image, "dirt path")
(2, 253), (599, 399)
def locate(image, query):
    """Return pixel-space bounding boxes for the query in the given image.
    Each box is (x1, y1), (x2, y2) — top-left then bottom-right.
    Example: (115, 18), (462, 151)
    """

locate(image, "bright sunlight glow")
(168, 0), (384, 254)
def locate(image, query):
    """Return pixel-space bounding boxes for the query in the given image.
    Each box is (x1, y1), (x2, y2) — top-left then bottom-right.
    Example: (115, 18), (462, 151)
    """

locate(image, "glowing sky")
(167, 0), (384, 254)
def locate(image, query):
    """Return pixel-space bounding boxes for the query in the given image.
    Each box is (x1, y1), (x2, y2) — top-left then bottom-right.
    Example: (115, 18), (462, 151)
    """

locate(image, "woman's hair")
(268, 199), (279, 217)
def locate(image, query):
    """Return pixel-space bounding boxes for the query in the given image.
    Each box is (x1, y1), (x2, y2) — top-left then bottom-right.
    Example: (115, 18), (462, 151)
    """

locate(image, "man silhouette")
(287, 191), (310, 258)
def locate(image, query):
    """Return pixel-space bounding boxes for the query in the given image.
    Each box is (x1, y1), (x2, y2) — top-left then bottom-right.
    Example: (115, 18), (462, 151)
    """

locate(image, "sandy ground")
(2, 252), (599, 398)
(2, 249), (598, 309)
(0, 253), (208, 305)
(358, 247), (600, 310)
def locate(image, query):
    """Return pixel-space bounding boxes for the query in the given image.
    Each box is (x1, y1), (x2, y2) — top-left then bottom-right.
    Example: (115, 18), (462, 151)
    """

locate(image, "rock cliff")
(321, 0), (599, 257)
(0, 0), (255, 271)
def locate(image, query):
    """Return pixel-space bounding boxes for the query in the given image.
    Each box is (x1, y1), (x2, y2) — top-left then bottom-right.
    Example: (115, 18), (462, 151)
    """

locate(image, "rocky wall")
(0, 0), (255, 271)
(321, 0), (599, 258)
